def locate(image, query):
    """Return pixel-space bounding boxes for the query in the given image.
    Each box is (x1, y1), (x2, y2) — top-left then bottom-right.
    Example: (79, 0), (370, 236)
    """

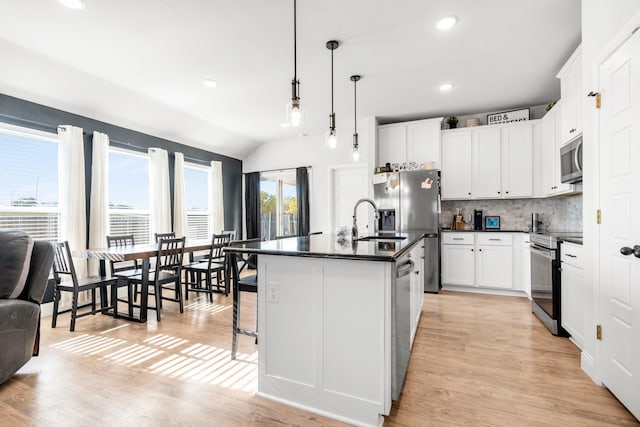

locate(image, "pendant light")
(325, 40), (339, 149)
(287, 0), (303, 127)
(351, 75), (361, 161)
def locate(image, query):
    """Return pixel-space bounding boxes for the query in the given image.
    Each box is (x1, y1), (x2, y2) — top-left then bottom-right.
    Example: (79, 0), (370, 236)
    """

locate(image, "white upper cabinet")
(472, 126), (502, 198)
(441, 129), (473, 199)
(377, 118), (443, 167)
(539, 102), (580, 197)
(557, 44), (583, 144)
(501, 123), (533, 198)
(377, 125), (406, 165)
(441, 121), (533, 200)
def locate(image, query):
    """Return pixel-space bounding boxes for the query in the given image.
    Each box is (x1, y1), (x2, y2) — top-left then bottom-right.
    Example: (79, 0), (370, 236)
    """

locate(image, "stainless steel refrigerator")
(374, 169), (440, 293)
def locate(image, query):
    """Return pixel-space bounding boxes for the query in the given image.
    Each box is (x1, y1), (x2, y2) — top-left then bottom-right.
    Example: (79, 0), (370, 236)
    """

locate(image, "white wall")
(242, 117), (376, 234)
(581, 0), (640, 383)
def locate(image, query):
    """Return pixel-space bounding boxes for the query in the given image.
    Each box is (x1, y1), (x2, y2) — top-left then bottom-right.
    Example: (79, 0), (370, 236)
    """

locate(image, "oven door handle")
(529, 245), (555, 260)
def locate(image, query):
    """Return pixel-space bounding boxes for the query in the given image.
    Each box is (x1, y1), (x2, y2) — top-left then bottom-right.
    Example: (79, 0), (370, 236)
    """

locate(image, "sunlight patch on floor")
(50, 334), (127, 355)
(184, 300), (231, 315)
(101, 343), (165, 366)
(144, 334), (188, 349)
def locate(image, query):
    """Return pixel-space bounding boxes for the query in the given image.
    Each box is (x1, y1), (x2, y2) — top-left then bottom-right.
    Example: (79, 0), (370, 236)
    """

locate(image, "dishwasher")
(391, 250), (414, 400)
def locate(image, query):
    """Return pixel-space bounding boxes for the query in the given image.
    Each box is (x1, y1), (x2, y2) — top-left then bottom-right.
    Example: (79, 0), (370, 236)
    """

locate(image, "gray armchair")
(0, 231), (54, 384)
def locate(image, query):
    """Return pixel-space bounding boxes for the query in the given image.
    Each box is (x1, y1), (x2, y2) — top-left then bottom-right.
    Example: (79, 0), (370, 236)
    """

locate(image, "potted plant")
(446, 116), (459, 129)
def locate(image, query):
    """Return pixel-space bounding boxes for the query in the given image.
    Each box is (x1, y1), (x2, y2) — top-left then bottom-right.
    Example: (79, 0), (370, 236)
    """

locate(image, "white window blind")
(0, 124), (59, 241)
(108, 148), (151, 244)
(184, 163), (210, 240)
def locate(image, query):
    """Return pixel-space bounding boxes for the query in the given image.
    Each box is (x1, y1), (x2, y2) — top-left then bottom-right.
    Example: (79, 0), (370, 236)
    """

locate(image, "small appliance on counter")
(531, 213), (542, 233)
(474, 209), (483, 230)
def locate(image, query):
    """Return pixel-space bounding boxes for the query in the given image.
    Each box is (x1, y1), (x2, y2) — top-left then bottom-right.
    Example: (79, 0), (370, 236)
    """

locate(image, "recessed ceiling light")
(436, 16), (458, 31)
(280, 123), (291, 128)
(57, 0), (86, 10)
(202, 79), (219, 88)
(440, 83), (454, 92)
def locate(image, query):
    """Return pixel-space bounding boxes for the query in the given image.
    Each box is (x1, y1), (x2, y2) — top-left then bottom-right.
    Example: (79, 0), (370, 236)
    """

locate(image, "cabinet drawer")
(476, 233), (513, 246)
(561, 242), (584, 268)
(442, 233), (474, 245)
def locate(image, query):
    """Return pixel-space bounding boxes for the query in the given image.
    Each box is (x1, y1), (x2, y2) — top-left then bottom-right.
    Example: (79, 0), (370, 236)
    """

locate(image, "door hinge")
(597, 209), (602, 224)
(588, 91), (601, 109)
(596, 324), (602, 340)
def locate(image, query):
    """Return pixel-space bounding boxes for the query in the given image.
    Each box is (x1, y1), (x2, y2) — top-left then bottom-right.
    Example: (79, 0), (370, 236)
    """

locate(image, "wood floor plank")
(0, 290), (637, 426)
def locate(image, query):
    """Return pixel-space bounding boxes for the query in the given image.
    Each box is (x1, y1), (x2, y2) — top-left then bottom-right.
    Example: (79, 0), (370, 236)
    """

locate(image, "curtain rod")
(244, 165), (311, 174)
(183, 155), (212, 166)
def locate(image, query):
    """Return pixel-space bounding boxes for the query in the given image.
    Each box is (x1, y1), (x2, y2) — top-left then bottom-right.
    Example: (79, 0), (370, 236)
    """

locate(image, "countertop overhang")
(224, 231), (432, 261)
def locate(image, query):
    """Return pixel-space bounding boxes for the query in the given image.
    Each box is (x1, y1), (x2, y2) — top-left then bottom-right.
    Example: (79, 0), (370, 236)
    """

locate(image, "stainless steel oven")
(529, 232), (581, 336)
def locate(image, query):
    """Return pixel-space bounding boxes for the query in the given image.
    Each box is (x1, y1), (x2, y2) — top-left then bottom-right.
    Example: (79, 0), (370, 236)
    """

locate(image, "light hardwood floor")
(0, 290), (637, 426)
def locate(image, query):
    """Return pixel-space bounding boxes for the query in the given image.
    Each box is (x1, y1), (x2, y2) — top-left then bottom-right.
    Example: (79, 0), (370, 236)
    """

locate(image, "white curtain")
(173, 153), (186, 238)
(148, 147), (171, 235)
(208, 161), (224, 234)
(57, 125), (87, 279)
(88, 131), (109, 276)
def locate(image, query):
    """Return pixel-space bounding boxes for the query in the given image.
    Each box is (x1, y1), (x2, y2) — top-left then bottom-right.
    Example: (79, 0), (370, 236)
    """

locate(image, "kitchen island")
(225, 232), (428, 427)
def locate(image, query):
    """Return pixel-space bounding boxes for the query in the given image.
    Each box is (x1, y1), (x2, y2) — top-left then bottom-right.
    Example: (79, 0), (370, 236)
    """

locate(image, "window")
(184, 163), (210, 240)
(260, 170), (297, 240)
(0, 124), (59, 241)
(108, 148), (151, 244)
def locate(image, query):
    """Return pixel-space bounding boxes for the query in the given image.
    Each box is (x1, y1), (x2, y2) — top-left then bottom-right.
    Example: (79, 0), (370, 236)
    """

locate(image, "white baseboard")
(442, 285), (529, 298)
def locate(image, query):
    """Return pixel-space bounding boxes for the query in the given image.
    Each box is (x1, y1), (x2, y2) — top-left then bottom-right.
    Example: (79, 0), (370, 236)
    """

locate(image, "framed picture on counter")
(485, 216), (500, 230)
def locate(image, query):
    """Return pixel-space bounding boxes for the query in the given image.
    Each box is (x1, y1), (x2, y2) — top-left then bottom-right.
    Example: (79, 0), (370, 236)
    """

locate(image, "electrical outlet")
(267, 282), (279, 303)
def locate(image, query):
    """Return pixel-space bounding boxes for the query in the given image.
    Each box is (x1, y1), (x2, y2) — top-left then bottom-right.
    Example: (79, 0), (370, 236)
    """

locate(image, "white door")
(406, 120), (441, 168)
(598, 29), (640, 419)
(442, 244), (475, 286)
(475, 245), (512, 289)
(331, 166), (369, 233)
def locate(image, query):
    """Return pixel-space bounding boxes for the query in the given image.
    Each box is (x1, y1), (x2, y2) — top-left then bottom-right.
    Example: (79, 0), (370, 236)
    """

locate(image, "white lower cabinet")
(442, 233), (475, 286)
(442, 232), (518, 291)
(561, 242), (585, 349)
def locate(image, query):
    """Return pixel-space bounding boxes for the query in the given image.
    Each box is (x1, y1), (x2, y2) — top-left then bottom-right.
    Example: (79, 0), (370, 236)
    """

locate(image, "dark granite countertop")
(561, 237), (583, 245)
(224, 231), (432, 262)
(440, 229), (529, 233)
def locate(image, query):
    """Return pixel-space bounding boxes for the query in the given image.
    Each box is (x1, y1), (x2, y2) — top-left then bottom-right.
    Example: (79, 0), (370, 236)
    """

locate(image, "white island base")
(256, 254), (393, 427)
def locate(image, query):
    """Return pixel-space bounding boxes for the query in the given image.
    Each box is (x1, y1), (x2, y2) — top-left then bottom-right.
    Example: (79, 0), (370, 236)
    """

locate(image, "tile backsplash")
(440, 194), (583, 232)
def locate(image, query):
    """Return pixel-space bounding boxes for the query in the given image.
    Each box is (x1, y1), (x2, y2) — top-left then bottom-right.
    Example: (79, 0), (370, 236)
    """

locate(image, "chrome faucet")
(352, 198), (379, 239)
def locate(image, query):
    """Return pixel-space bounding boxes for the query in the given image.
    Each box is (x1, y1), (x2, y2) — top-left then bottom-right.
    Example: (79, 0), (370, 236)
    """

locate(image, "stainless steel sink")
(356, 235), (407, 242)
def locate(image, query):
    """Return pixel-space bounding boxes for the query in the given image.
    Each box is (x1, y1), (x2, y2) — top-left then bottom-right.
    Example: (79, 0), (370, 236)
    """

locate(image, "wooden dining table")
(75, 240), (212, 322)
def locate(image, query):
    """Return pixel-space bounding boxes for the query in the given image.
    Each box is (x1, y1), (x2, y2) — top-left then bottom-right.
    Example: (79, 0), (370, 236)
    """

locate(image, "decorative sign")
(487, 108), (530, 125)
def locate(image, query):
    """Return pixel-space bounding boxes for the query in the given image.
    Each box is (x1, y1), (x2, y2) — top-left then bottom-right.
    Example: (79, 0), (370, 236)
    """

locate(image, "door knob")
(620, 245), (640, 257)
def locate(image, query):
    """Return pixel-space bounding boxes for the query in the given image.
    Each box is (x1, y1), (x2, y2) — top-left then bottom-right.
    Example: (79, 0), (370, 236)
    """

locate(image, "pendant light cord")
(330, 48), (334, 115)
(353, 78), (357, 134)
(293, 0), (297, 82)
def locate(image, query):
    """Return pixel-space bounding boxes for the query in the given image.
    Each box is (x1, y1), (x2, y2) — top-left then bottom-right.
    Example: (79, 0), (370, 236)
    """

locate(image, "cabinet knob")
(479, 248), (483, 252)
(497, 191), (501, 194)
(506, 191), (509, 194)
(471, 248), (474, 252)
(468, 192), (471, 195)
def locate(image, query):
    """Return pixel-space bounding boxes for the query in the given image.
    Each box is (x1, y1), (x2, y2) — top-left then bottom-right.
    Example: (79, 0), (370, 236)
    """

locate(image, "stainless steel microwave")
(560, 135), (583, 183)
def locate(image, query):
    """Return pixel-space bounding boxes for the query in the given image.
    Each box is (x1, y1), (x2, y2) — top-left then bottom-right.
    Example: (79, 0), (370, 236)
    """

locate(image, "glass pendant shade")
(326, 129), (338, 149)
(287, 97), (303, 127)
(326, 111), (337, 149)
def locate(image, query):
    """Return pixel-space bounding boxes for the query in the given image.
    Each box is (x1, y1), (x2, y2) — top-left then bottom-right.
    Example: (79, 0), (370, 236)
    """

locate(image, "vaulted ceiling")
(0, 0), (581, 158)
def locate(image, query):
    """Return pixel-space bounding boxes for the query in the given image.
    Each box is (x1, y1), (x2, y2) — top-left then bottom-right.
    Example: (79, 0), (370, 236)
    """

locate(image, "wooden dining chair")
(116, 237), (186, 321)
(154, 232), (175, 243)
(183, 233), (232, 300)
(106, 234), (143, 305)
(227, 238), (261, 359)
(51, 241), (115, 331)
